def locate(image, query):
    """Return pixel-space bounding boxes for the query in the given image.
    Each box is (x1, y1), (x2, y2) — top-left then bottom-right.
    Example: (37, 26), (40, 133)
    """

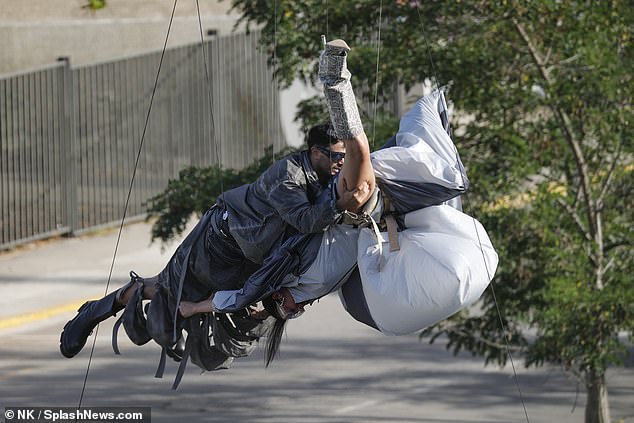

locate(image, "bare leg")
(319, 39), (375, 211)
(60, 272), (160, 358)
(116, 275), (158, 305)
(179, 296), (268, 319)
(337, 133), (375, 211)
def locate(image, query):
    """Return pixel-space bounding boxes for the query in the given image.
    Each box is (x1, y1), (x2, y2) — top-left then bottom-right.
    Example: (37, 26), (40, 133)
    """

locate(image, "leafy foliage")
(84, 0), (106, 10)
(224, 0), (632, 420)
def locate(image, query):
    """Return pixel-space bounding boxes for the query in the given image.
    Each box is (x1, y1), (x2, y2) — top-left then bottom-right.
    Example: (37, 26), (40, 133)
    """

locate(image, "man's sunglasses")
(315, 145), (345, 162)
(275, 296), (305, 320)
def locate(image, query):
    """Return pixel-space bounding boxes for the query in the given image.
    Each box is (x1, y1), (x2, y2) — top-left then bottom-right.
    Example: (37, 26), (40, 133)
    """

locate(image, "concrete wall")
(0, 0), (243, 74)
(0, 0), (321, 150)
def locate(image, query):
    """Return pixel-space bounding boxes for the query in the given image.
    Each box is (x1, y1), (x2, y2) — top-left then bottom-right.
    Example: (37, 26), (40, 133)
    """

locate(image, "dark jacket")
(217, 150), (339, 264)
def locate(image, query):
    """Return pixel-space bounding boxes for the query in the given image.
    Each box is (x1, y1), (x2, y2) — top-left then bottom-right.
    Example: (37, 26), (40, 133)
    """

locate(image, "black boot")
(60, 272), (142, 358)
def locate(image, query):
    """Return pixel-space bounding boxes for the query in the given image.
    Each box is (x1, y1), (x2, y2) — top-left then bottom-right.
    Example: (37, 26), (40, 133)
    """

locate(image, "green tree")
(223, 1), (632, 422)
(84, 0), (106, 10)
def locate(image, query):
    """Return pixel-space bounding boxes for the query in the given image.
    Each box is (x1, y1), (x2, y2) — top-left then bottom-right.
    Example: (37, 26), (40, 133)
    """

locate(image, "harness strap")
(170, 206), (216, 344)
(155, 348), (167, 379)
(172, 330), (193, 390)
(385, 214), (400, 252)
(172, 247), (191, 345)
(111, 315), (124, 355)
(156, 243), (191, 384)
(368, 214), (384, 271)
(156, 207), (215, 384)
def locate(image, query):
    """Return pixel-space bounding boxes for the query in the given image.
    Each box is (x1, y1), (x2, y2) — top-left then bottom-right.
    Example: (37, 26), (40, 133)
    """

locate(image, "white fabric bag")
(355, 205), (498, 335)
(370, 90), (468, 195)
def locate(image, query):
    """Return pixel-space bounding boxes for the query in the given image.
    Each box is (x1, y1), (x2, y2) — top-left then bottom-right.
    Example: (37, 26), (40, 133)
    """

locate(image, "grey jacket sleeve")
(267, 178), (339, 234)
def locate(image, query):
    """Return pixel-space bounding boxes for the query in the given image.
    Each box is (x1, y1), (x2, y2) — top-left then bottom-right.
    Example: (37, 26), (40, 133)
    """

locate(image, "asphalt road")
(0, 222), (632, 423)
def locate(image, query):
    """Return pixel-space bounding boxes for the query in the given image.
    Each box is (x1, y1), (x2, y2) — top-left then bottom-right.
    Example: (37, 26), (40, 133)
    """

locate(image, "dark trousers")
(157, 207), (260, 303)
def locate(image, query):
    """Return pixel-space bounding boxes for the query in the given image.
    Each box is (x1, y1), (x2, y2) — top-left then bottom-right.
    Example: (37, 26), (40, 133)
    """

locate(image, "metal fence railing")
(0, 31), (285, 249)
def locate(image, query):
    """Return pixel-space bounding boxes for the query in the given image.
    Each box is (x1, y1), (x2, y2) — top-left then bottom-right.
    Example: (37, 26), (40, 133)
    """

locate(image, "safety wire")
(76, 0), (181, 413)
(370, 0), (383, 151)
(273, 0), (278, 162)
(370, 0), (384, 264)
(325, 0), (328, 39)
(195, 0), (222, 197)
(414, 4), (530, 422)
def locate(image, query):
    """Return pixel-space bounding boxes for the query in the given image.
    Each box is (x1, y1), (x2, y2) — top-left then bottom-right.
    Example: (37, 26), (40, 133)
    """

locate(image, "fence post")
(57, 57), (78, 235)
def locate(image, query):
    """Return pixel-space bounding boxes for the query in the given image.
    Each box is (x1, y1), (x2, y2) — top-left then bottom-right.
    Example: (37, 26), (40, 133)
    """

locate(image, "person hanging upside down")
(59, 38), (375, 375)
(176, 39), (379, 363)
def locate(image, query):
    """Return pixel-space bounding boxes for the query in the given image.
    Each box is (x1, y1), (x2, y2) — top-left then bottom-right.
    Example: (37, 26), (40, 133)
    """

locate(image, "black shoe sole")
(59, 302), (92, 358)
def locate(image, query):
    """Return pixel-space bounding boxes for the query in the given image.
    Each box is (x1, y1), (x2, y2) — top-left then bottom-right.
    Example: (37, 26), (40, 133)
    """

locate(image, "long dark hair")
(262, 296), (288, 367)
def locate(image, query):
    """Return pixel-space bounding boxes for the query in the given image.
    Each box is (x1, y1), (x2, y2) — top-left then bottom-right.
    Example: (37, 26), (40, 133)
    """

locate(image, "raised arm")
(319, 39), (375, 212)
